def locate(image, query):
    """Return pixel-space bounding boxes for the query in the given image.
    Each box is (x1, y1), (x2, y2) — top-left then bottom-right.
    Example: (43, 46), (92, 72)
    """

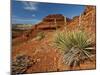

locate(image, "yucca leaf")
(54, 31), (95, 67)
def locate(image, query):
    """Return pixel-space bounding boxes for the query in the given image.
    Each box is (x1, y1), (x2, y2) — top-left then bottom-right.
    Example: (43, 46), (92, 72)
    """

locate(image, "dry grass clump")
(35, 32), (45, 40)
(12, 54), (37, 74)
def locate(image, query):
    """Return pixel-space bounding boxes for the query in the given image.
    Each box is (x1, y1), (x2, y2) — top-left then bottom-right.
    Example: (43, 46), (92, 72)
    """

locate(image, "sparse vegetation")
(35, 32), (45, 40)
(54, 31), (95, 68)
(12, 54), (37, 74)
(12, 6), (96, 73)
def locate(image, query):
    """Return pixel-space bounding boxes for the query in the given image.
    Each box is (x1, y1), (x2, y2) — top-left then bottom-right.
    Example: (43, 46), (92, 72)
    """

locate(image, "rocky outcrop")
(12, 6), (96, 73)
(81, 6), (96, 33)
(26, 14), (71, 39)
(65, 6), (96, 35)
(33, 14), (71, 30)
(12, 6), (96, 45)
(31, 6), (96, 33)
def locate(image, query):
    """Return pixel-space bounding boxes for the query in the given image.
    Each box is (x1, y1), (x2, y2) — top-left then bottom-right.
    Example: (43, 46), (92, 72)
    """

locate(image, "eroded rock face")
(25, 6), (95, 38)
(12, 6), (96, 73)
(43, 14), (65, 22)
(26, 14), (71, 40)
(12, 6), (96, 46)
(84, 6), (96, 14)
(67, 6), (96, 33)
(35, 14), (71, 30)
(31, 6), (96, 32)
(82, 6), (96, 33)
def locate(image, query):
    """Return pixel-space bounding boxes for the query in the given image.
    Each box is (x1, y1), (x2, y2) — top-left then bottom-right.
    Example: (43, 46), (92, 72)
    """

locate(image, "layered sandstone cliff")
(12, 5), (96, 73)
(12, 6), (96, 45)
(67, 6), (96, 33)
(33, 14), (71, 30)
(31, 6), (96, 33)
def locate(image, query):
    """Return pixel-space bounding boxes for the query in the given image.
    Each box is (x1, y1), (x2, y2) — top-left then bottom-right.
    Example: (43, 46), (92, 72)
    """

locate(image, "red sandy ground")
(12, 31), (96, 73)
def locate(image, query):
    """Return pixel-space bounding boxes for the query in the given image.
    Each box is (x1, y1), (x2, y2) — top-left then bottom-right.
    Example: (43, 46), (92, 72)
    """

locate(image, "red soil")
(12, 31), (96, 73)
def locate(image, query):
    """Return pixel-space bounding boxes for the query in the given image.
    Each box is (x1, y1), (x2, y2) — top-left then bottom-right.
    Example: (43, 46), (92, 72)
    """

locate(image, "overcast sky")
(12, 0), (85, 24)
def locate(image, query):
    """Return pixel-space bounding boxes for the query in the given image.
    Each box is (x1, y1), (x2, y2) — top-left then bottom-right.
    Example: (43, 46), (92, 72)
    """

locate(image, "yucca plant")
(54, 31), (95, 68)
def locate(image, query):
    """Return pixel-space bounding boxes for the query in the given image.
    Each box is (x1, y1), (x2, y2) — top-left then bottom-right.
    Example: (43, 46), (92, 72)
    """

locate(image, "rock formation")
(33, 14), (71, 30)
(12, 6), (96, 45)
(67, 6), (96, 33)
(12, 5), (96, 73)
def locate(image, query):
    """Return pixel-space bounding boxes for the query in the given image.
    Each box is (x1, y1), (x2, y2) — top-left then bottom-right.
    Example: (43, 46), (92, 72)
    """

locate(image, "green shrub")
(54, 31), (95, 68)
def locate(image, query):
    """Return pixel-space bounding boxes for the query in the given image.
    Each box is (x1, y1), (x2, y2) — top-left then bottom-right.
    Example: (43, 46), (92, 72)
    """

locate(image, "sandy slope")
(12, 31), (96, 73)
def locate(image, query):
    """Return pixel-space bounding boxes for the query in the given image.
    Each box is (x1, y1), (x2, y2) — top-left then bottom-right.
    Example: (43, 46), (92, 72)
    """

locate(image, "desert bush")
(12, 54), (37, 74)
(36, 32), (45, 40)
(54, 31), (95, 68)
